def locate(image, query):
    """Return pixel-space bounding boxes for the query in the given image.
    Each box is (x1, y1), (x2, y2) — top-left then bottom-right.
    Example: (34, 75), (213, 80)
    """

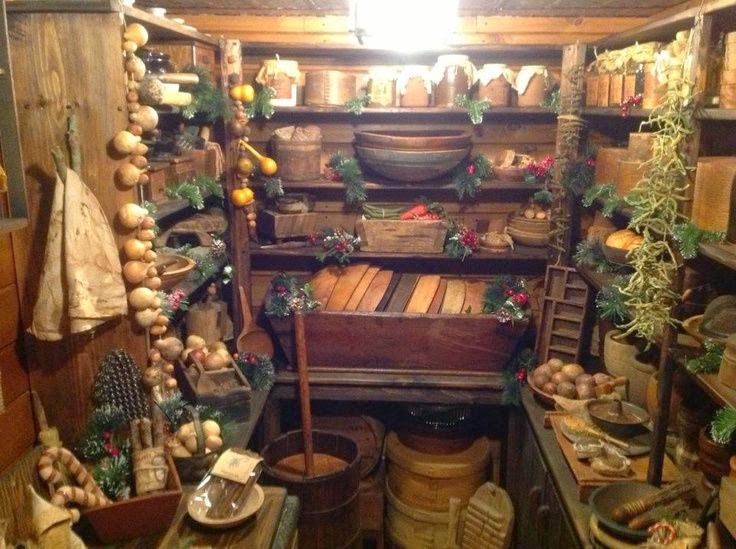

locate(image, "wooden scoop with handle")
(236, 285), (274, 358)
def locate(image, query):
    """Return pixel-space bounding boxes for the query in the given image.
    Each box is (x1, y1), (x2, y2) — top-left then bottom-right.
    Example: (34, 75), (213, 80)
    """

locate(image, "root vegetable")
(154, 337), (184, 361)
(112, 130), (141, 155)
(577, 383), (595, 400)
(557, 381), (576, 399)
(575, 373), (593, 386)
(123, 23), (149, 47)
(164, 378), (177, 389)
(188, 349), (206, 365)
(118, 203), (148, 229)
(535, 363), (552, 378)
(183, 436), (199, 454)
(532, 371), (550, 389)
(134, 307), (161, 328)
(149, 325), (166, 336)
(142, 276), (161, 290)
(171, 445), (192, 458)
(203, 352), (227, 371)
(123, 238), (146, 260)
(542, 382), (557, 395)
(210, 341), (227, 352)
(205, 435), (223, 451)
(186, 335), (207, 350)
(201, 420), (221, 438)
(562, 363), (584, 380)
(548, 358), (564, 371)
(593, 373), (613, 386)
(128, 287), (156, 310)
(551, 372), (570, 385)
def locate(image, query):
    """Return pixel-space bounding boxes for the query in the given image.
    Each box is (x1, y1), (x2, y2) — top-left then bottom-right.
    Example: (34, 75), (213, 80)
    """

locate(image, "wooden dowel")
(294, 312), (315, 477)
(647, 323), (675, 486)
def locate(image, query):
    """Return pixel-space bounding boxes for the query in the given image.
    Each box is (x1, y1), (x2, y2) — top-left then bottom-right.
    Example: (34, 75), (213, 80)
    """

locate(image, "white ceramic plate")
(187, 483), (264, 529)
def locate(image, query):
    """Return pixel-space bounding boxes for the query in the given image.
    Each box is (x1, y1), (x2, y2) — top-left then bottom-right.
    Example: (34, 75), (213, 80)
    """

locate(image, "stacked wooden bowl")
(506, 208), (551, 247)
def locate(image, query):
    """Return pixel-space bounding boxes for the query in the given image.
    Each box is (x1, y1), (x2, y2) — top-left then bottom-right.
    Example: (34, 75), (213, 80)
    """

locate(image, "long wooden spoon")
(236, 285), (274, 358)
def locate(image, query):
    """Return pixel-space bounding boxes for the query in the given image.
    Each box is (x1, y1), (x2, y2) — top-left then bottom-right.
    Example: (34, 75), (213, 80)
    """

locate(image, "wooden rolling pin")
(157, 72), (200, 85)
(138, 78), (193, 107)
(611, 480), (694, 524)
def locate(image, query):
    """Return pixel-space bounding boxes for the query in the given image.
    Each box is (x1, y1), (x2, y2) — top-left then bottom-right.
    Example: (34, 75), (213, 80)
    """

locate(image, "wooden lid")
(385, 432), (491, 478)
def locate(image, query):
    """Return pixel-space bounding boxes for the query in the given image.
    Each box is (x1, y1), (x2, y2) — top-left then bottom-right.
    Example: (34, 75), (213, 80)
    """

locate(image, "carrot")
(400, 204), (429, 220)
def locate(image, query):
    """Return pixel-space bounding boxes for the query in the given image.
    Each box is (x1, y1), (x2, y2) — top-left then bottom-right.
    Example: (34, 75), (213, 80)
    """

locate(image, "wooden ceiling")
(136, 0), (688, 17)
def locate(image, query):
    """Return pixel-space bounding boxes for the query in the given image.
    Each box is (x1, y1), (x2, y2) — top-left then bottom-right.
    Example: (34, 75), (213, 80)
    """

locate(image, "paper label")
(211, 449), (262, 485)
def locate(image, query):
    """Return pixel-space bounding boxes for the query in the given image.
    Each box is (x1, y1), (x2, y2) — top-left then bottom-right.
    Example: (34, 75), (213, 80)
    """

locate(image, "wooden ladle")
(236, 285), (274, 358)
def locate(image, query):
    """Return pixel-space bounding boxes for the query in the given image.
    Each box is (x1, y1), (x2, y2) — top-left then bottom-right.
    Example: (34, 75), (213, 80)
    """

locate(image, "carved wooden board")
(405, 275), (441, 314)
(344, 266), (380, 312)
(356, 270), (393, 312)
(325, 263), (370, 311)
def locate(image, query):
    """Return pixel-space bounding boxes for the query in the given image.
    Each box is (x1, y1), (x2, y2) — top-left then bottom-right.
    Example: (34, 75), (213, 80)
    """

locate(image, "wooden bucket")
(386, 432), (491, 512)
(616, 159), (648, 197)
(627, 132), (655, 162)
(692, 156), (736, 232)
(271, 137), (322, 181)
(594, 147), (627, 186)
(643, 62), (665, 109)
(312, 415), (386, 478)
(304, 70), (356, 107)
(386, 483), (460, 549)
(585, 74), (599, 107)
(597, 73), (611, 107)
(603, 330), (656, 408)
(262, 430), (362, 549)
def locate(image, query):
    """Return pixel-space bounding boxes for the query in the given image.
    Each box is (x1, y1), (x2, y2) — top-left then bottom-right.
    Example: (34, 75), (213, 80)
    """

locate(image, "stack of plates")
(506, 214), (550, 247)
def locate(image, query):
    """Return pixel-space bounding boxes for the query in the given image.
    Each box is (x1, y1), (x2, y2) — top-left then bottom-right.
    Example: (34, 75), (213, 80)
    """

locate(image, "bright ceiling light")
(349, 0), (459, 51)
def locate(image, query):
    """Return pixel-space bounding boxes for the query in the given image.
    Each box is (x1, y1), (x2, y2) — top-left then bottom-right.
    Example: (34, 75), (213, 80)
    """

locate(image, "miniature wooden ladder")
(294, 312), (315, 476)
(459, 482), (514, 549)
(535, 265), (590, 364)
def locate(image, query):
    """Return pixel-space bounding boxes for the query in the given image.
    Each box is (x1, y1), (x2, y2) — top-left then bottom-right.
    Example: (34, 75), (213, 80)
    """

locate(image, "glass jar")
(256, 58), (300, 107)
(431, 55), (477, 107)
(476, 63), (513, 106)
(397, 65), (432, 107)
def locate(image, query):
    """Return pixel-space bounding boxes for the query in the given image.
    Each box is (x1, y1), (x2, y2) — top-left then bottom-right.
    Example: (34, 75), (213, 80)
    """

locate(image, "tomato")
(230, 186), (255, 207)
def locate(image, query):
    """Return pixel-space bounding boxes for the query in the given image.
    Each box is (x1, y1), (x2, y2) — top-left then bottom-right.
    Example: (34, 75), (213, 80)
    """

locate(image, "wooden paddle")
(427, 278), (448, 314)
(405, 275), (441, 313)
(310, 266), (342, 307)
(325, 263), (370, 311)
(344, 266), (380, 311)
(385, 274), (420, 313)
(441, 279), (466, 314)
(462, 280), (486, 315)
(294, 313), (315, 477)
(356, 270), (393, 312)
(236, 285), (274, 358)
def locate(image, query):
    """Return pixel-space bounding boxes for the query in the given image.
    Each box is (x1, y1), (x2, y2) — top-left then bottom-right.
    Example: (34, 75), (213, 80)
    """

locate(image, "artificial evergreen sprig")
(264, 273), (320, 318)
(596, 277), (631, 325)
(455, 94), (491, 125)
(583, 183), (626, 217)
(313, 227), (360, 265)
(561, 155), (596, 196)
(672, 222), (725, 259)
(686, 340), (724, 374)
(263, 177), (284, 201)
(325, 152), (366, 208)
(541, 87), (561, 114)
(710, 406), (736, 445)
(93, 445), (132, 500)
(532, 189), (554, 206)
(76, 405), (128, 462)
(246, 87), (276, 119)
(502, 348), (535, 406)
(235, 354), (276, 391)
(445, 223), (479, 262)
(574, 239), (621, 273)
(181, 64), (232, 123)
(345, 94), (371, 115)
(165, 181), (204, 209)
(452, 154), (492, 201)
(482, 276), (529, 323)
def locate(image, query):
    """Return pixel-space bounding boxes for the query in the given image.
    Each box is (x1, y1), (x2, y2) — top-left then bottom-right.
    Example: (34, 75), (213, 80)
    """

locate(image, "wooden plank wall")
(177, 14), (647, 46)
(5, 10), (148, 454)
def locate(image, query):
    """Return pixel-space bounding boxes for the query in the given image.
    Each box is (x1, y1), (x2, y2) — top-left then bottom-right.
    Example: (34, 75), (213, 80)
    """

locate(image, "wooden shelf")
(270, 106), (556, 119)
(576, 264), (617, 292)
(150, 191), (216, 223)
(582, 107), (651, 119)
(122, 5), (219, 46)
(698, 108), (736, 121)
(697, 241), (736, 271)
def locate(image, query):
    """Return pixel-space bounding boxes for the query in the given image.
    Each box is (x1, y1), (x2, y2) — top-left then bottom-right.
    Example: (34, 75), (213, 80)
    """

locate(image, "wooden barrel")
(304, 70), (356, 107)
(385, 483), (459, 549)
(262, 430), (362, 549)
(692, 157), (736, 232)
(386, 432), (491, 512)
(312, 415), (386, 478)
(594, 147), (627, 186)
(271, 137), (322, 181)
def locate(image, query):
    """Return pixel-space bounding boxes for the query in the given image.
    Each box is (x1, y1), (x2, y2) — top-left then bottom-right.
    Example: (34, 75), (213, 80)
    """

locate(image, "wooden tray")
(175, 358), (252, 422)
(548, 415), (680, 502)
(259, 210), (318, 241)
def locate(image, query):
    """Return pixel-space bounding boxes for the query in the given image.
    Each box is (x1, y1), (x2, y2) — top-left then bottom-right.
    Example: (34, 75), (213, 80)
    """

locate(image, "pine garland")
(583, 183), (626, 217)
(313, 227), (360, 265)
(574, 240), (622, 273)
(235, 354), (276, 391)
(672, 222), (724, 259)
(710, 406), (736, 445)
(94, 350), (149, 422)
(686, 340), (724, 374)
(76, 405), (128, 462)
(345, 95), (371, 115)
(455, 94), (490, 125)
(445, 223), (479, 262)
(264, 273), (321, 318)
(245, 87), (276, 119)
(181, 64), (232, 123)
(326, 152), (366, 208)
(452, 154), (492, 201)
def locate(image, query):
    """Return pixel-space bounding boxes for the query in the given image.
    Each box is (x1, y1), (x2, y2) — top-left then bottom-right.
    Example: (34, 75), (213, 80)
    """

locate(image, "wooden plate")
(405, 275), (441, 313)
(682, 315), (728, 345)
(356, 270), (394, 312)
(462, 280), (486, 315)
(325, 263), (370, 311)
(385, 274), (420, 313)
(310, 266), (343, 306)
(344, 266), (380, 311)
(440, 279), (466, 314)
(376, 272), (402, 311)
(427, 278), (448, 314)
(187, 483), (264, 529)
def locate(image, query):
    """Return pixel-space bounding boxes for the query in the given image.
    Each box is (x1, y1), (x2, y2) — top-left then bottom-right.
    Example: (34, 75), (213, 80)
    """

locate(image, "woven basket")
(594, 147), (627, 186)
(173, 406), (218, 482)
(304, 70), (356, 107)
(692, 157), (736, 232)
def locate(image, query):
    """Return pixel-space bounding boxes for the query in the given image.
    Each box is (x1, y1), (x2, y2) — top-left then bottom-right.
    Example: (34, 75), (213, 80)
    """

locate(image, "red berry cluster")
(334, 240), (350, 252)
(620, 94), (643, 117)
(324, 165), (342, 182)
(459, 226), (479, 250)
(102, 431), (121, 457)
(466, 162), (476, 176)
(504, 287), (530, 306)
(515, 368), (527, 382)
(526, 155), (555, 180)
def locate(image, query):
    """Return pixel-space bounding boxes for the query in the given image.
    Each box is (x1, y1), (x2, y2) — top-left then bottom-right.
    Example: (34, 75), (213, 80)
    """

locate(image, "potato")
(577, 383), (595, 400)
(548, 358), (564, 373)
(535, 363), (552, 378)
(562, 363), (584, 380)
(201, 419), (221, 438)
(203, 352), (227, 371)
(532, 371), (550, 389)
(171, 445), (192, 458)
(593, 373), (612, 386)
(183, 435), (200, 454)
(542, 382), (557, 395)
(575, 373), (593, 386)
(210, 341), (227, 352)
(205, 435), (223, 451)
(551, 371), (570, 385)
(557, 381), (576, 399)
(177, 422), (195, 442)
(186, 335), (206, 350)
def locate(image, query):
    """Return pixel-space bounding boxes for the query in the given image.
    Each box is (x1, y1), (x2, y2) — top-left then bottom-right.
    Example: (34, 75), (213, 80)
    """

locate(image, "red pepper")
(400, 204), (429, 220)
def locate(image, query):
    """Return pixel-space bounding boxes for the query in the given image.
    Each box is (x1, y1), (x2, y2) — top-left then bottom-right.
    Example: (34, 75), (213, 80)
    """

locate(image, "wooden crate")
(269, 311), (528, 374)
(356, 218), (448, 254)
(174, 359), (252, 421)
(145, 158), (197, 202)
(259, 210), (318, 241)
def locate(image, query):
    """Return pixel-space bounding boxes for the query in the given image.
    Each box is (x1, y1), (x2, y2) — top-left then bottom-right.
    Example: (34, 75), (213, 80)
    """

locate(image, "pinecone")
(94, 350), (150, 421)
(209, 236), (226, 258)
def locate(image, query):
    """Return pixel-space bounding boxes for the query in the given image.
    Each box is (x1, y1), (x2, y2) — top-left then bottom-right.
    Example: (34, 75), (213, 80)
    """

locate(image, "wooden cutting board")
(385, 274), (420, 313)
(427, 278), (448, 314)
(405, 275), (442, 314)
(344, 266), (380, 311)
(549, 415), (680, 502)
(356, 270), (394, 312)
(325, 263), (370, 311)
(440, 279), (466, 314)
(310, 266), (342, 307)
(376, 272), (403, 312)
(462, 280), (486, 315)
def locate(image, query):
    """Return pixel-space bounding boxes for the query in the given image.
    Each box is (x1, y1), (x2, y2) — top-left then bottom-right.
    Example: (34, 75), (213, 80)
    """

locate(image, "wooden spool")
(585, 74), (599, 106)
(692, 157), (736, 232)
(304, 70), (356, 107)
(627, 132), (656, 162)
(385, 432), (491, 512)
(261, 430), (362, 549)
(271, 137), (322, 181)
(385, 483), (460, 549)
(616, 159), (648, 197)
(594, 147), (627, 186)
